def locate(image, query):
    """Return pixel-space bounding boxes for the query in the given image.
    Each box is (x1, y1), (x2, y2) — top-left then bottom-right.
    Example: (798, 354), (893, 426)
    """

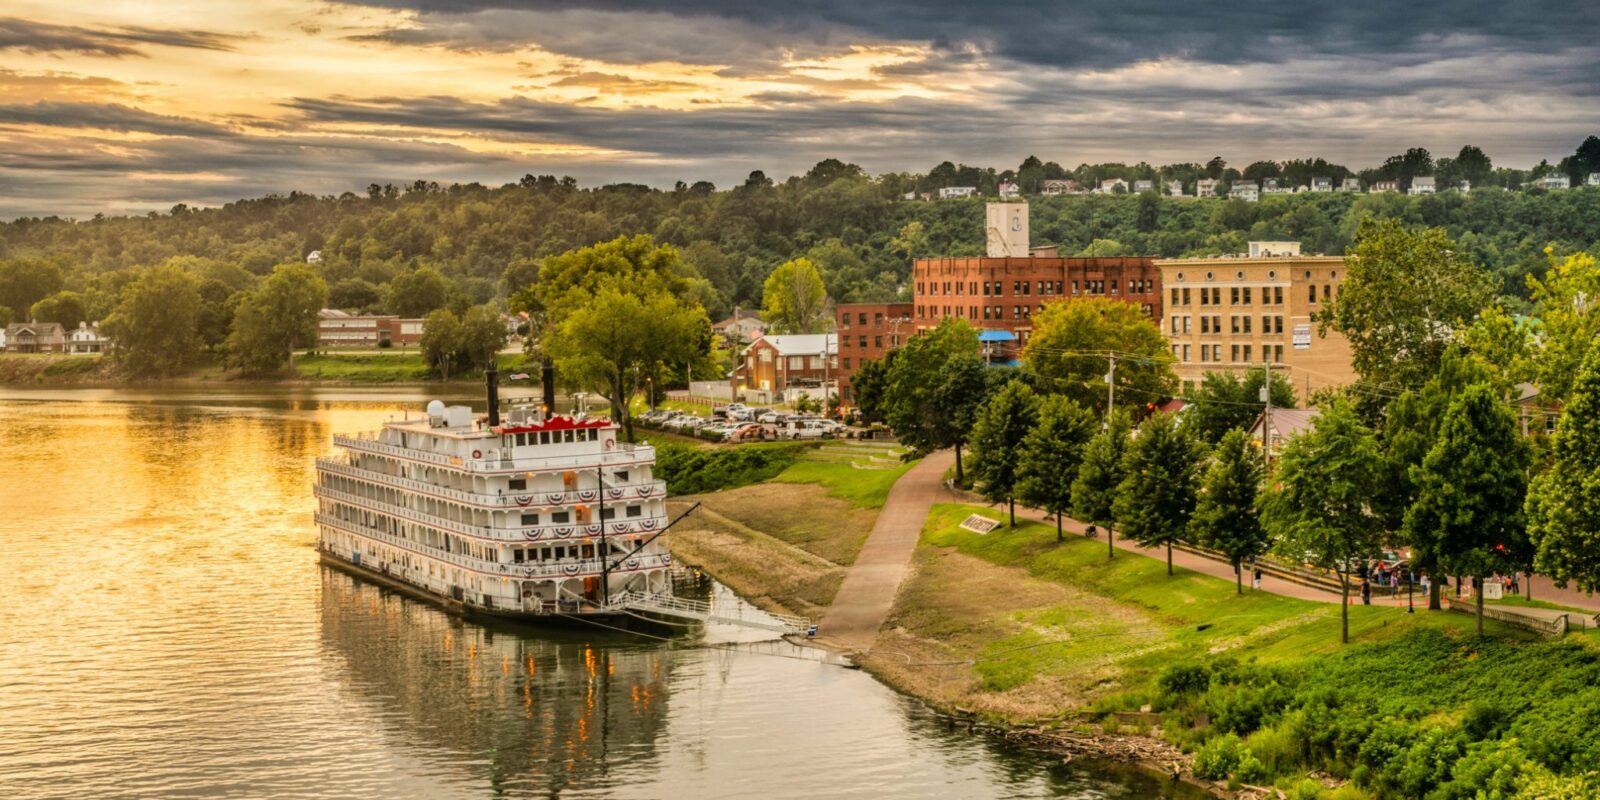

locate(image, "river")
(0, 386), (1204, 799)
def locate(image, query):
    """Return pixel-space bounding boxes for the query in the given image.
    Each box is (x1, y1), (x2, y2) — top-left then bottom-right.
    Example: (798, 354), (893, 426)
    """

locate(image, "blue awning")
(977, 329), (1017, 342)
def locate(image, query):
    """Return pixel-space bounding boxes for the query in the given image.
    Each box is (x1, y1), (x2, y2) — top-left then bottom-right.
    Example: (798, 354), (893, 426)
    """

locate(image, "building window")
(859, 313), (868, 325)
(1324, 284), (1332, 301)
(552, 510), (571, 524)
(1231, 344), (1240, 362)
(1182, 316), (1192, 334)
(1201, 316), (1211, 334)
(1231, 286), (1240, 304)
(858, 336), (868, 348)
(842, 357), (852, 369)
(1309, 285), (1317, 304)
(521, 513), (539, 526)
(1243, 287), (1253, 304)
(874, 336), (883, 348)
(1182, 344), (1191, 362)
(1243, 316), (1253, 334)
(840, 313), (850, 328)
(1199, 346), (1208, 362)
(1242, 345), (1252, 362)
(509, 478), (527, 491)
(1274, 286), (1284, 305)
(1171, 316), (1180, 334)
(1182, 287), (1191, 305)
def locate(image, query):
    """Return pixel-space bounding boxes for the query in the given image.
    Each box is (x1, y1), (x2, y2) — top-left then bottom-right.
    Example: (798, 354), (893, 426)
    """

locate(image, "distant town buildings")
(712, 310), (765, 345)
(1196, 178), (1220, 197)
(1097, 178), (1129, 194)
(1536, 174), (1571, 190)
(939, 186), (978, 199)
(1230, 182), (1260, 202)
(1133, 179), (1155, 193)
(735, 334), (837, 398)
(1040, 179), (1082, 195)
(1409, 176), (1436, 195)
(1588, 173), (1600, 186)
(1341, 178), (1362, 192)
(316, 310), (425, 348)
(997, 181), (1021, 199)
(1156, 242), (1357, 402)
(1311, 177), (1333, 192)
(1165, 180), (1185, 196)
(305, 250), (323, 265)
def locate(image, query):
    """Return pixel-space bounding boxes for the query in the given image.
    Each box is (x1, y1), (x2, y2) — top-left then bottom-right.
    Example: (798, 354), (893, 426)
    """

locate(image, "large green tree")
(1023, 297), (1176, 416)
(1017, 395), (1099, 540)
(28, 291), (87, 328)
(969, 380), (1042, 525)
(1113, 411), (1206, 575)
(1191, 428), (1268, 593)
(226, 262), (328, 373)
(1184, 368), (1297, 444)
(1406, 383), (1532, 635)
(883, 318), (983, 479)
(1072, 413), (1132, 560)
(420, 309), (464, 380)
(0, 259), (65, 317)
(1260, 398), (1385, 643)
(851, 353), (893, 424)
(1526, 348), (1600, 594)
(1525, 250), (1600, 404)
(102, 265), (204, 378)
(761, 257), (830, 334)
(386, 266), (456, 318)
(1322, 218), (1496, 390)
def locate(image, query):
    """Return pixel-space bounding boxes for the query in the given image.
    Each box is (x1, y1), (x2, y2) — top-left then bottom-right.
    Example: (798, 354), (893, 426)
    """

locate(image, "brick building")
(317, 310), (426, 348)
(735, 334), (837, 399)
(835, 302), (913, 402)
(1156, 242), (1356, 401)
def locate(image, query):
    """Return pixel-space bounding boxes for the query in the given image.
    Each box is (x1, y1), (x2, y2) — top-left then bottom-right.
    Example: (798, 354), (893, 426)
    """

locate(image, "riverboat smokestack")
(541, 358), (556, 413)
(486, 363), (500, 427)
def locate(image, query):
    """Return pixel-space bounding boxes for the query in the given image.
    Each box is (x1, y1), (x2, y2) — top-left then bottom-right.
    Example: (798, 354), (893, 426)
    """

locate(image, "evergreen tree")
(1526, 349), (1600, 594)
(969, 380), (1041, 526)
(1016, 395), (1098, 540)
(1191, 428), (1268, 593)
(1407, 383), (1532, 635)
(1072, 413), (1131, 560)
(1260, 398), (1385, 644)
(1113, 412), (1206, 575)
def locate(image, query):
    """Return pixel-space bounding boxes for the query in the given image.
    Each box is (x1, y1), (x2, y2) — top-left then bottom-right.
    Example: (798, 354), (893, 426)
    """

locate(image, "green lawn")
(291, 351), (523, 382)
(772, 457), (915, 509)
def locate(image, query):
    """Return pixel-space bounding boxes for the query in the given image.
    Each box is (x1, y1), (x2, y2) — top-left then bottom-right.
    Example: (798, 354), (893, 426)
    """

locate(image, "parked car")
(780, 419), (827, 440)
(727, 406), (756, 422)
(723, 422), (765, 442)
(757, 410), (785, 424)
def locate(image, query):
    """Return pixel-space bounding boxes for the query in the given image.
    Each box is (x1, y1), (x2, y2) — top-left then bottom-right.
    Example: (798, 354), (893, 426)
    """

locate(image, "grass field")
(291, 351), (524, 382)
(771, 457), (914, 508)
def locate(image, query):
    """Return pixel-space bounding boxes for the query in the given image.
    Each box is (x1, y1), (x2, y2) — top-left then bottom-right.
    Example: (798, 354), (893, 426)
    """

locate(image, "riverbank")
(668, 458), (1600, 799)
(0, 351), (523, 386)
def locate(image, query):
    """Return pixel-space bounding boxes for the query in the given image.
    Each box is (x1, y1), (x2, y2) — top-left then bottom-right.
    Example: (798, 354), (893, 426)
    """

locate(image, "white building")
(985, 202), (1029, 257)
(997, 181), (1021, 199)
(1097, 178), (1128, 194)
(1370, 181), (1399, 193)
(1263, 178), (1288, 194)
(939, 186), (978, 199)
(1535, 174), (1570, 190)
(1229, 182), (1260, 202)
(1248, 241), (1302, 257)
(306, 250), (323, 265)
(1459, 180), (1472, 192)
(1588, 173), (1600, 186)
(1040, 179), (1081, 195)
(1133, 179), (1155, 193)
(1341, 178), (1362, 192)
(66, 321), (109, 354)
(1165, 180), (1185, 196)
(1311, 177), (1333, 192)
(1196, 178), (1220, 197)
(1409, 176), (1436, 195)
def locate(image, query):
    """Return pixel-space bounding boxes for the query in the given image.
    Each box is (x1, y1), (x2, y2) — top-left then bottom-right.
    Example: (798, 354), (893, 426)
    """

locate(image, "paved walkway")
(817, 449), (954, 650)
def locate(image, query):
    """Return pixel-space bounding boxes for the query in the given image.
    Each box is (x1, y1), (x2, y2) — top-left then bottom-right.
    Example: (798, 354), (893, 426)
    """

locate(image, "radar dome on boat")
(426, 400), (445, 418)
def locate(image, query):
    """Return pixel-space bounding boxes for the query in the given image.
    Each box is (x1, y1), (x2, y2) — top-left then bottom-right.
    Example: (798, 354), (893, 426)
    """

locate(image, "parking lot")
(635, 402), (864, 443)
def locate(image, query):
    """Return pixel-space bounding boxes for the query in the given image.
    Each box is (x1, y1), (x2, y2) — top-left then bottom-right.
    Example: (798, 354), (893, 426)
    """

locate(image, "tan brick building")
(1156, 243), (1357, 401)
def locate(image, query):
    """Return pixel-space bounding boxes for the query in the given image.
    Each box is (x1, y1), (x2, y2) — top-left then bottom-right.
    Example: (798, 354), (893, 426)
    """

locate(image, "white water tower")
(986, 202), (1029, 257)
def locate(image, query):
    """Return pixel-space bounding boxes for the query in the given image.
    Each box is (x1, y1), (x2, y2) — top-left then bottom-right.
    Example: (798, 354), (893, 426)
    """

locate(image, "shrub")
(652, 441), (804, 495)
(1158, 663), (1211, 701)
(1194, 733), (1248, 781)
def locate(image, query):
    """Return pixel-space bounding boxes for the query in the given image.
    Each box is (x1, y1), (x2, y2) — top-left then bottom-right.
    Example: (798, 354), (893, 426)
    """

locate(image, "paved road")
(817, 450), (954, 650)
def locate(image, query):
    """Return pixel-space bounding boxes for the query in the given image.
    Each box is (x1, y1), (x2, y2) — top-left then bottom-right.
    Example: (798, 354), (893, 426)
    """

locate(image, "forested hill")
(3, 170), (1598, 321)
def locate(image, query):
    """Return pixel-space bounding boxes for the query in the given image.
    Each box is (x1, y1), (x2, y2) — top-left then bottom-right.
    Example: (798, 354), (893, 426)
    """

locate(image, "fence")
(1444, 603), (1569, 637)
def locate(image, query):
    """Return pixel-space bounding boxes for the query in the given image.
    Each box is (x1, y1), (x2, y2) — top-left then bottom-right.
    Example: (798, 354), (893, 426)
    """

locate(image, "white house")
(1097, 178), (1128, 194)
(1040, 178), (1082, 195)
(1341, 178), (1362, 192)
(997, 181), (1021, 199)
(1311, 177), (1334, 192)
(1229, 181), (1260, 202)
(1133, 179), (1155, 193)
(1165, 180), (1185, 196)
(1409, 176), (1436, 195)
(1458, 180), (1472, 192)
(939, 186), (978, 199)
(1263, 178), (1288, 194)
(306, 250), (323, 265)
(66, 321), (109, 354)
(1535, 174), (1570, 190)
(1196, 178), (1220, 197)
(1588, 173), (1600, 186)
(1370, 181), (1399, 193)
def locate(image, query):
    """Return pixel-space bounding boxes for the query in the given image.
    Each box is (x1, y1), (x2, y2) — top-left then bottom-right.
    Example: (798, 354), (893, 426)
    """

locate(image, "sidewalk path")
(817, 450), (954, 650)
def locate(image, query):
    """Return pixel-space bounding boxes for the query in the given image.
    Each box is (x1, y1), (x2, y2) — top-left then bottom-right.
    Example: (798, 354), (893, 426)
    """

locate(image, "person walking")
(1361, 579), (1372, 605)
(1252, 565), (1262, 591)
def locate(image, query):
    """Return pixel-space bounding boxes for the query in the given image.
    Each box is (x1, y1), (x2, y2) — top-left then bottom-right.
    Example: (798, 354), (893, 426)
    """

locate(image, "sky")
(0, 0), (1597, 219)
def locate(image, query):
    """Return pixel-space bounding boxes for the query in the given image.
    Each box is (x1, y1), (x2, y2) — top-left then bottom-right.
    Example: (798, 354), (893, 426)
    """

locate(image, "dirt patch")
(862, 544), (1171, 724)
(667, 502), (844, 619)
(693, 482), (878, 567)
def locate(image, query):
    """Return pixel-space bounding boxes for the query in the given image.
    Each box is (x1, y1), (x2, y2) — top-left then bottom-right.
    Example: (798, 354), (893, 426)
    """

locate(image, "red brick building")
(911, 256), (1163, 358)
(835, 302), (913, 402)
(317, 310), (426, 348)
(735, 334), (837, 401)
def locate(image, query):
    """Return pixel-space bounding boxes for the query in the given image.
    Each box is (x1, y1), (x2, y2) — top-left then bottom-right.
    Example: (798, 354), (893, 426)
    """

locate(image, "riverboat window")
(509, 478), (526, 490)
(601, 507), (615, 520)
(521, 513), (539, 525)
(552, 510), (570, 524)
(613, 470), (629, 483)
(563, 430), (575, 443)
(626, 505), (642, 518)
(513, 548), (524, 563)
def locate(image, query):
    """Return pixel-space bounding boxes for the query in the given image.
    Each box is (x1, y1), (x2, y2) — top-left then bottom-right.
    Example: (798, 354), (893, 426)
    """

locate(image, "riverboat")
(315, 368), (675, 625)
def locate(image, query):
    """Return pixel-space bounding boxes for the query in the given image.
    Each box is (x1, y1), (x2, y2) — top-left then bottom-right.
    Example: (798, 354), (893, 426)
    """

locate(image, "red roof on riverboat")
(491, 415), (613, 434)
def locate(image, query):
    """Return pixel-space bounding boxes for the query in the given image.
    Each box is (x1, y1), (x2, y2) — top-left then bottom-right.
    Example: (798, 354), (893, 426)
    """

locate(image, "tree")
(884, 318), (982, 478)
(386, 266), (455, 318)
(1024, 297), (1176, 416)
(1113, 412), (1206, 575)
(1260, 398), (1384, 644)
(930, 353), (992, 487)
(28, 291), (86, 327)
(1322, 219), (1496, 390)
(102, 265), (203, 378)
(1072, 412), (1132, 560)
(1454, 145), (1493, 187)
(1185, 368), (1297, 444)
(328, 278), (381, 311)
(969, 380), (1042, 525)
(1406, 383), (1532, 635)
(0, 259), (64, 316)
(851, 354), (894, 424)
(225, 263), (328, 373)
(545, 280), (707, 440)
(1191, 429), (1268, 593)
(534, 234), (689, 317)
(1017, 395), (1099, 540)
(1526, 348), (1600, 594)
(1525, 250), (1600, 404)
(420, 309), (463, 380)
(455, 305), (508, 374)
(761, 257), (829, 334)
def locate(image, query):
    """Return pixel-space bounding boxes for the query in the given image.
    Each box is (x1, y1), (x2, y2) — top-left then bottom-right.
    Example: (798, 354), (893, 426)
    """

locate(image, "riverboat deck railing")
(315, 513), (673, 579)
(312, 485), (671, 544)
(317, 458), (665, 509)
(604, 590), (810, 635)
(332, 432), (655, 473)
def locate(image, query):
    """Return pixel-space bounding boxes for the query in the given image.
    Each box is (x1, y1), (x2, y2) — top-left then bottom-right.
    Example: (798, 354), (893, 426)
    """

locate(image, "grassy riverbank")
(0, 350), (523, 385)
(851, 504), (1600, 799)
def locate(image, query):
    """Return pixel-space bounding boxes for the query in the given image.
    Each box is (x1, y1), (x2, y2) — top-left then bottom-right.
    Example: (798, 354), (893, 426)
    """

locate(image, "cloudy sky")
(1, 0), (1596, 218)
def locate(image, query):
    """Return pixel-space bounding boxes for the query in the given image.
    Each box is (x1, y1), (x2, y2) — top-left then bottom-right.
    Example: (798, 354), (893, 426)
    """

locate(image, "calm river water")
(0, 386), (1203, 799)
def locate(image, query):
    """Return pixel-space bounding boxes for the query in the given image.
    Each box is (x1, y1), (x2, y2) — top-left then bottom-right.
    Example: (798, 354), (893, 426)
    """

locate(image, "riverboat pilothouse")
(315, 368), (675, 623)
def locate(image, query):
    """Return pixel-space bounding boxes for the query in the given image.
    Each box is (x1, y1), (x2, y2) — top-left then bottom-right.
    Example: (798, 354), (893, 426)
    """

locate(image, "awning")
(977, 329), (1017, 342)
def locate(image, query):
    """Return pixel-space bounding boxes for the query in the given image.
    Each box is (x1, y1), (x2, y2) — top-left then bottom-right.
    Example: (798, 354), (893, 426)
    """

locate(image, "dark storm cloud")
(346, 0), (1597, 69)
(0, 101), (233, 137)
(0, 17), (240, 57)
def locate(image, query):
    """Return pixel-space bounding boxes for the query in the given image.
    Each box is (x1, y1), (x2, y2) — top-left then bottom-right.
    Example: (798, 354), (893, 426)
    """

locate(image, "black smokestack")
(541, 357), (556, 413)
(486, 363), (500, 427)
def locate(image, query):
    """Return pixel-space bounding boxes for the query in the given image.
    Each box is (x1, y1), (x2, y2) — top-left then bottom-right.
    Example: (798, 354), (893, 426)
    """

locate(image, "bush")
(1158, 663), (1212, 701)
(652, 441), (804, 495)
(1194, 733), (1260, 781)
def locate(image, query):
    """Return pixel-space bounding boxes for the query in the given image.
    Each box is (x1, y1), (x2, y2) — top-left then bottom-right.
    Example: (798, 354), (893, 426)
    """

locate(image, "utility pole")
(1262, 357), (1273, 469)
(1105, 353), (1117, 426)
